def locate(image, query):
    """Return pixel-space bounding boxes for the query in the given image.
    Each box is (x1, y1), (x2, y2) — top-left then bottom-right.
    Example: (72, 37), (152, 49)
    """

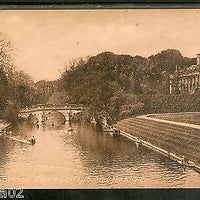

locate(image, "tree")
(0, 35), (37, 122)
(0, 34), (12, 114)
(0, 33), (13, 71)
(148, 49), (183, 73)
(0, 67), (9, 112)
(47, 91), (71, 105)
(141, 49), (184, 95)
(61, 52), (145, 123)
(11, 70), (35, 107)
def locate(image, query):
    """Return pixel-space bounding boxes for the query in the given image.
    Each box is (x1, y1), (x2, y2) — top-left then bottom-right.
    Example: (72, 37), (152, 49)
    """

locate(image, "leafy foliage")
(60, 49), (198, 124)
(0, 67), (9, 112)
(0, 36), (36, 122)
(61, 52), (147, 123)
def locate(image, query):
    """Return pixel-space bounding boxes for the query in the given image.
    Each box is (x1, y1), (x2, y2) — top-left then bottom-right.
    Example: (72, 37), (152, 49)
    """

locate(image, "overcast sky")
(0, 9), (200, 81)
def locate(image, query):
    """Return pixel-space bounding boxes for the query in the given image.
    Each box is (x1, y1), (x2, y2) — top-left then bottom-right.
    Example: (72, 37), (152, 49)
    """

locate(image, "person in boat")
(167, 151), (171, 158)
(36, 123), (39, 128)
(183, 157), (189, 164)
(181, 155), (186, 165)
(68, 127), (73, 132)
(29, 136), (36, 145)
(2, 129), (6, 135)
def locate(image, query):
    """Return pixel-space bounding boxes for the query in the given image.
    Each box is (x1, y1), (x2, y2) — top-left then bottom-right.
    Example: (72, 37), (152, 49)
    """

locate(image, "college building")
(170, 54), (200, 94)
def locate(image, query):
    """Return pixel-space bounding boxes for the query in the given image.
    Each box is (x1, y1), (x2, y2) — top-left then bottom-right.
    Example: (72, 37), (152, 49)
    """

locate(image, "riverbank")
(114, 113), (200, 173)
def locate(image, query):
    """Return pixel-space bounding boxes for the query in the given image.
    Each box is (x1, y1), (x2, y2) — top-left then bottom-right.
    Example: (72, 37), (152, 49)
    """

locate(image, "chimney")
(197, 54), (200, 65)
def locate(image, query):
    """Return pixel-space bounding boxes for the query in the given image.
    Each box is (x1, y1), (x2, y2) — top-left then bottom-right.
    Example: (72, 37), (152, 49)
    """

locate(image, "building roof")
(176, 65), (200, 77)
(186, 65), (200, 73)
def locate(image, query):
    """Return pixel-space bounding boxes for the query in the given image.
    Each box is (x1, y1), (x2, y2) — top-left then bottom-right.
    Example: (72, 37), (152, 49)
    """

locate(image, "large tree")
(0, 67), (9, 112)
(0, 35), (12, 113)
(0, 35), (37, 122)
(61, 52), (146, 122)
(140, 49), (184, 94)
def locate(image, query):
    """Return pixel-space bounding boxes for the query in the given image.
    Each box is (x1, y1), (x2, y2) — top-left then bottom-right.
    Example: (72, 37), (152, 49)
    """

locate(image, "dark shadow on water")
(61, 123), (193, 187)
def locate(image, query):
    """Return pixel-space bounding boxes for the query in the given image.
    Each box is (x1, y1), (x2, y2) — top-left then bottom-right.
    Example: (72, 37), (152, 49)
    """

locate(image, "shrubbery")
(119, 102), (145, 117)
(140, 94), (200, 114)
(2, 103), (19, 125)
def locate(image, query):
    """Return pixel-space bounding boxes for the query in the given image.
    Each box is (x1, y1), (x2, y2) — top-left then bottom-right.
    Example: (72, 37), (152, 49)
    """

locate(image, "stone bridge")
(19, 104), (84, 123)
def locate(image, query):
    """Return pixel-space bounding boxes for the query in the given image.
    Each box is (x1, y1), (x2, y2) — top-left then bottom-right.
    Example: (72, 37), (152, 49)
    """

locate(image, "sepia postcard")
(0, 9), (200, 190)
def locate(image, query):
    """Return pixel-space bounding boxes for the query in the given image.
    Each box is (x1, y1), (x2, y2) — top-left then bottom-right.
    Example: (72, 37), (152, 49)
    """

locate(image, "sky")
(0, 9), (200, 81)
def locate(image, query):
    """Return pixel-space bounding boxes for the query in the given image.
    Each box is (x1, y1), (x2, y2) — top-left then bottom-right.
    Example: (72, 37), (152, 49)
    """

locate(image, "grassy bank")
(115, 115), (200, 165)
(150, 112), (200, 125)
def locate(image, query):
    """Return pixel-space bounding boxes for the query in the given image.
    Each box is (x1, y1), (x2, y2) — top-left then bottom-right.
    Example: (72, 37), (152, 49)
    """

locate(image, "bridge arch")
(44, 111), (66, 126)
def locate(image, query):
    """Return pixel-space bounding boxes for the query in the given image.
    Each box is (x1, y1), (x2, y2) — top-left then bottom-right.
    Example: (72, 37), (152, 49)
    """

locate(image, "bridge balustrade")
(20, 104), (83, 113)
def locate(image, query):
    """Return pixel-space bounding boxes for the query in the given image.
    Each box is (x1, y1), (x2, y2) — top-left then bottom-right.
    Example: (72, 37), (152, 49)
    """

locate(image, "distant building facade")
(170, 54), (200, 94)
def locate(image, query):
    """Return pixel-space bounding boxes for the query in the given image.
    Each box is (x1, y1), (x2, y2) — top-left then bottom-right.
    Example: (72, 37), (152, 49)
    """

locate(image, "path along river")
(0, 121), (200, 188)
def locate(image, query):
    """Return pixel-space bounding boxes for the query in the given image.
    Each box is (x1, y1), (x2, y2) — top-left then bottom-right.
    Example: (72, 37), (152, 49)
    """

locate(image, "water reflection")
(63, 125), (191, 187)
(0, 121), (200, 188)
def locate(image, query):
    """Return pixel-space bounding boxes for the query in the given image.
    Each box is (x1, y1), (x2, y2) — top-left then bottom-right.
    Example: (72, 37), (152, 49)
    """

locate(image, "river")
(0, 121), (200, 188)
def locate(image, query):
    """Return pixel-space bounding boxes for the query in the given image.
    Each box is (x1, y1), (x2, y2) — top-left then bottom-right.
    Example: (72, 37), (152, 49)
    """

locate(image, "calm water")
(0, 121), (200, 188)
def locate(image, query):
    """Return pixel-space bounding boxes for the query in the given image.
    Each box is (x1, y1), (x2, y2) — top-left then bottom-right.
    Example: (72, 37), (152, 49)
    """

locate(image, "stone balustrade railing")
(20, 104), (83, 113)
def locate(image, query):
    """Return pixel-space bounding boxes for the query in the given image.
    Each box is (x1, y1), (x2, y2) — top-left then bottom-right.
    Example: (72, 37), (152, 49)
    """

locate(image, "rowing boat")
(176, 160), (195, 168)
(8, 136), (32, 145)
